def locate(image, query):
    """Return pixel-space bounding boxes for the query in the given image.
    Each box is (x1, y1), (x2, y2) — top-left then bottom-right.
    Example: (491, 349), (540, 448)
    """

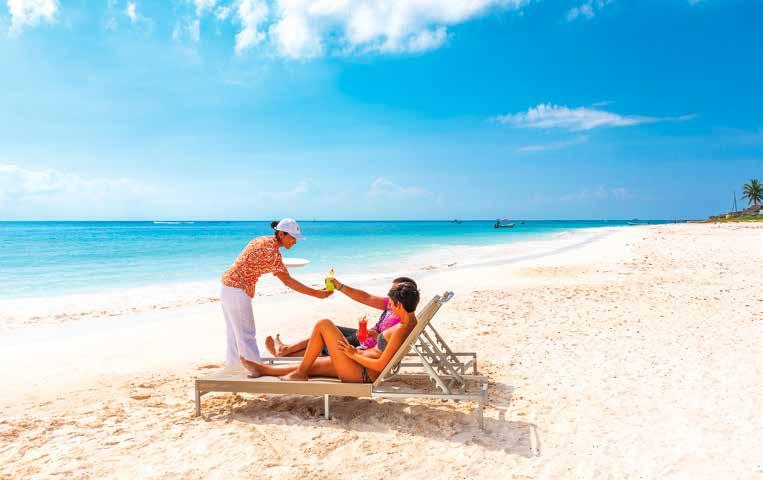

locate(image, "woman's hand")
(336, 336), (358, 356)
(313, 288), (334, 299)
(330, 278), (343, 290)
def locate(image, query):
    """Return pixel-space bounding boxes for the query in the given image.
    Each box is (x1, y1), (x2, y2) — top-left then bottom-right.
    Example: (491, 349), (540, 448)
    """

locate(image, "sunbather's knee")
(315, 318), (334, 329)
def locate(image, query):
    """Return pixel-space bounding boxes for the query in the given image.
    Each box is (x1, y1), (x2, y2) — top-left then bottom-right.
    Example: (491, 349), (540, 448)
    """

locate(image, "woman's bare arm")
(331, 279), (386, 310)
(274, 271), (332, 299)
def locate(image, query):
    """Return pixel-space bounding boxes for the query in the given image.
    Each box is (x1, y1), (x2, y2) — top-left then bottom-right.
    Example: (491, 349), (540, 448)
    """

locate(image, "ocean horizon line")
(0, 218), (681, 223)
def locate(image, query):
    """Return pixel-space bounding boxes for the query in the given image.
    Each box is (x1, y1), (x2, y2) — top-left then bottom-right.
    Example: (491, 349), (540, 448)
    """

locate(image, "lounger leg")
(195, 389), (201, 417)
(478, 382), (488, 430)
(324, 394), (331, 420)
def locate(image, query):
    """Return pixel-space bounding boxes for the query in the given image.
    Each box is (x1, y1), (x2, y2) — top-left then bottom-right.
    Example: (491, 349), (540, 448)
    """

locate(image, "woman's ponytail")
(271, 221), (280, 238)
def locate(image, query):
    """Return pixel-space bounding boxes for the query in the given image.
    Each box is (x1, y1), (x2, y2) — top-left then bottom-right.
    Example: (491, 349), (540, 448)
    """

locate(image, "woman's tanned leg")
(242, 320), (363, 381)
(240, 356), (337, 377)
(281, 319), (364, 382)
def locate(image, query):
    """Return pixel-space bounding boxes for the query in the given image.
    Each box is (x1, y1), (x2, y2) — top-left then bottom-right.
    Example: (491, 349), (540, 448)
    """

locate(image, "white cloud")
(568, 0), (704, 21)
(215, 5), (231, 20)
(516, 135), (588, 153)
(194, 0), (217, 14)
(125, 2), (137, 23)
(188, 17), (201, 41)
(0, 164), (159, 218)
(7, 0), (58, 34)
(566, 0), (612, 21)
(268, 0), (526, 58)
(368, 177), (428, 198)
(173, 0), (219, 45)
(234, 0), (269, 54)
(202, 0), (527, 58)
(495, 103), (696, 131)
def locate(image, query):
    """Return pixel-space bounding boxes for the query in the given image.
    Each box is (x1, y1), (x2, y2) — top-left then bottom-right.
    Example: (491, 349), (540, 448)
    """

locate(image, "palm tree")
(741, 179), (762, 206)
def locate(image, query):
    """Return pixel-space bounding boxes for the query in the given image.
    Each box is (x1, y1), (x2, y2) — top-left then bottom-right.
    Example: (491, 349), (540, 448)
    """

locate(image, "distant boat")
(494, 218), (515, 229)
(452, 219), (463, 224)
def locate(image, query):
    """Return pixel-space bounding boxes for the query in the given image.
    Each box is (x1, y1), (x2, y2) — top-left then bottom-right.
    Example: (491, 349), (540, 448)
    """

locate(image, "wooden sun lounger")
(195, 292), (489, 428)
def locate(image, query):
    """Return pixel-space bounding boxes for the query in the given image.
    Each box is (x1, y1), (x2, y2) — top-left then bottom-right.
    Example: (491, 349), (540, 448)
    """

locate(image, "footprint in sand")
(197, 364), (223, 370)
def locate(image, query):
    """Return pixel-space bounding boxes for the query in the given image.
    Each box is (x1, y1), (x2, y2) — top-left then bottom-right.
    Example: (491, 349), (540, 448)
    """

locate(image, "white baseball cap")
(274, 218), (305, 240)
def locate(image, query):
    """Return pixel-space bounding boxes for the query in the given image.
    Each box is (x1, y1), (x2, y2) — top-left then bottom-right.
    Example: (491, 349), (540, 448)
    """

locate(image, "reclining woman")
(240, 281), (420, 383)
(265, 277), (418, 358)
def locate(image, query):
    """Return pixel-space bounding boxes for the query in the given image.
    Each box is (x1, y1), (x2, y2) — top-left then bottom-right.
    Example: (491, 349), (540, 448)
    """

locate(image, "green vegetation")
(707, 178), (762, 222)
(741, 179), (762, 206)
(722, 215), (763, 223)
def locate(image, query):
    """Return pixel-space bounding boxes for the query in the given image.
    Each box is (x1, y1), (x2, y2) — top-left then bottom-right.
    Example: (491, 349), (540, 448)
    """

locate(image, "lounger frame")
(195, 292), (489, 428)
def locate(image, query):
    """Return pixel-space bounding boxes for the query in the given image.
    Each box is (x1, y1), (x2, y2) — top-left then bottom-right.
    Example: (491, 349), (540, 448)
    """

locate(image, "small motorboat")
(494, 218), (516, 229)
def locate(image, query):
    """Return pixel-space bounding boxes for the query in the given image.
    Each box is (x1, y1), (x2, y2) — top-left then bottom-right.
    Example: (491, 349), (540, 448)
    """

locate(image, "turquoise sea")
(0, 220), (667, 299)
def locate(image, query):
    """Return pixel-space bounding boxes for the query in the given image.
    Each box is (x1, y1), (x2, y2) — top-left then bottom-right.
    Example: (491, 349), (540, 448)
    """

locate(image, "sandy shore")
(1, 223), (762, 479)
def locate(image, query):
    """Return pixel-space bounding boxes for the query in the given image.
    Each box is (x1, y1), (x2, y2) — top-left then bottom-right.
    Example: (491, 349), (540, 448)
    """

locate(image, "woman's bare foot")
(264, 336), (277, 357)
(273, 334), (290, 356)
(239, 356), (264, 377)
(280, 370), (309, 382)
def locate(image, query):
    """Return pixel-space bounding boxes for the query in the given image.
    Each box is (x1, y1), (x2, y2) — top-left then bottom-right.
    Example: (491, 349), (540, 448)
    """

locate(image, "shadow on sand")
(198, 381), (540, 458)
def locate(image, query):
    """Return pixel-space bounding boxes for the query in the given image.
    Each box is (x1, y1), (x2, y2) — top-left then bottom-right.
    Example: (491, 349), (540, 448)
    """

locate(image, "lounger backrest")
(372, 292), (450, 387)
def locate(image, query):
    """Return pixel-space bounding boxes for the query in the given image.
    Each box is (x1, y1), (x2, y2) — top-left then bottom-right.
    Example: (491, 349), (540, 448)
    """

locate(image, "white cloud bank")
(0, 163), (160, 219)
(496, 104), (696, 131)
(368, 177), (428, 198)
(6, 0), (58, 34)
(222, 0), (529, 58)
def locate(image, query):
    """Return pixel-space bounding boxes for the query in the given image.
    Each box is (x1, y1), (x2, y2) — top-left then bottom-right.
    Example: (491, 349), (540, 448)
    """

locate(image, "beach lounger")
(194, 292), (489, 428)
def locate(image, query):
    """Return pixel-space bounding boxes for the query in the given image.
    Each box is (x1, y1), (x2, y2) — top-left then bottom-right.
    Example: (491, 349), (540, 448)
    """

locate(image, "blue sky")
(0, 0), (761, 220)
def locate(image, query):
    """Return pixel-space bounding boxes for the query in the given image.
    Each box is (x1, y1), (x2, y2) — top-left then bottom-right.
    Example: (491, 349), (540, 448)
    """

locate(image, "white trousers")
(221, 284), (261, 367)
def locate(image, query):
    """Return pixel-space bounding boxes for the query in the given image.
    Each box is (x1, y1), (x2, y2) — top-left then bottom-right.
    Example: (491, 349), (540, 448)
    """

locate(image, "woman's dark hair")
(270, 221), (281, 238)
(392, 277), (417, 289)
(388, 281), (420, 313)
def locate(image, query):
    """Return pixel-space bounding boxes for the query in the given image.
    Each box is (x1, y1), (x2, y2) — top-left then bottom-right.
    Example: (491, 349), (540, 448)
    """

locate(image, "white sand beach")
(1, 223), (762, 479)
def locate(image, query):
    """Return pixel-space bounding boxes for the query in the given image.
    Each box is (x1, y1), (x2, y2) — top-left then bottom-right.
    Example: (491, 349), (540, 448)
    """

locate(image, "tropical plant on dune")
(741, 179), (762, 206)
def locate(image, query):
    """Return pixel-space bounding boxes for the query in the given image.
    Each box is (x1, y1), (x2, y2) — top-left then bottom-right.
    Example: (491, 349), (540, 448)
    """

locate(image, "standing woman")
(220, 218), (332, 369)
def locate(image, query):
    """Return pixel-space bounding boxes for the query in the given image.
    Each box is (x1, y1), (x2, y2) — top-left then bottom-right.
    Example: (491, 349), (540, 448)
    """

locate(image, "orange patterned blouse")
(221, 236), (288, 298)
